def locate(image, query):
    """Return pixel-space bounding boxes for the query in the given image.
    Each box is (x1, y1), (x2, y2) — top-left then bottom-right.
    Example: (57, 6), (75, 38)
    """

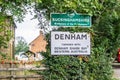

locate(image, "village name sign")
(51, 32), (90, 55)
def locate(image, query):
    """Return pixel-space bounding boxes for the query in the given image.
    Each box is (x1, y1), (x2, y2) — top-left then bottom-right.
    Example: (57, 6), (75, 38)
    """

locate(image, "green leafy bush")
(35, 0), (120, 80)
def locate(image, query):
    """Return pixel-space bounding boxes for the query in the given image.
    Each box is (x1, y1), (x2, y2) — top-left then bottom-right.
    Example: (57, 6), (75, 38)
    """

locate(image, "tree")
(35, 0), (120, 80)
(0, 0), (34, 58)
(0, 0), (34, 21)
(15, 36), (29, 55)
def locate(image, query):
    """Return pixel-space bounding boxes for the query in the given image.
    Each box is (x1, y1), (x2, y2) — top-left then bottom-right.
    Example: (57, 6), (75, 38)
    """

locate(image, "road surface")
(113, 63), (120, 80)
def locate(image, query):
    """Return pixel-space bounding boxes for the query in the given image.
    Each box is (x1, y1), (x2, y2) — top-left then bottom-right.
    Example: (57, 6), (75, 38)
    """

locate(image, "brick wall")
(29, 31), (47, 53)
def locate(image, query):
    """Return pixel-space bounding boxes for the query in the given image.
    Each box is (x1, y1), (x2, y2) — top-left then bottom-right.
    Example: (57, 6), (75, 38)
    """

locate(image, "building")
(29, 31), (48, 53)
(28, 31), (48, 61)
(15, 31), (47, 61)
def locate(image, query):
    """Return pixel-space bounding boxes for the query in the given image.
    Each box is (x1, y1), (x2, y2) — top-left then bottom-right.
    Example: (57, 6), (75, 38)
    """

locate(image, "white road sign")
(51, 31), (91, 55)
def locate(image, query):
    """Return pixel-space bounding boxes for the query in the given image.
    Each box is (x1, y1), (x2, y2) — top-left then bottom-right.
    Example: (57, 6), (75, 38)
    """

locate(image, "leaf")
(112, 10), (119, 19)
(0, 0), (2, 4)
(36, 0), (42, 3)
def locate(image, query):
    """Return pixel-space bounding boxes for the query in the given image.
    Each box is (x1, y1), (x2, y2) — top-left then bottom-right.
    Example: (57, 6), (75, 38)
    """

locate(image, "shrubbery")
(36, 0), (120, 80)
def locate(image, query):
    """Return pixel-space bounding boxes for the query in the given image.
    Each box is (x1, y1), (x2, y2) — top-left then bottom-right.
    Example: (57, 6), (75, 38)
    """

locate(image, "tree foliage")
(36, 0), (120, 80)
(15, 36), (29, 55)
(0, 0), (35, 22)
(0, 0), (33, 58)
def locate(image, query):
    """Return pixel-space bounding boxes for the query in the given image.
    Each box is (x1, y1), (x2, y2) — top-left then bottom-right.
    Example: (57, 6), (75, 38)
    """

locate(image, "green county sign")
(50, 13), (91, 27)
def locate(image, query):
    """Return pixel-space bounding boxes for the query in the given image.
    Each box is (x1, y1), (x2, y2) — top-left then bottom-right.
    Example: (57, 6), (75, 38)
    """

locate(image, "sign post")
(51, 31), (91, 55)
(51, 13), (91, 27)
(50, 13), (92, 80)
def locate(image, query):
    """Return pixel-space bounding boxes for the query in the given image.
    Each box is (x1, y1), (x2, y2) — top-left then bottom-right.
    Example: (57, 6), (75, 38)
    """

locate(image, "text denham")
(54, 33), (88, 40)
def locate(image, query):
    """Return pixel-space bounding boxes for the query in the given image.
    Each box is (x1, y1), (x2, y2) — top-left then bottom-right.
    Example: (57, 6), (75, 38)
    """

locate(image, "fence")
(0, 61), (45, 80)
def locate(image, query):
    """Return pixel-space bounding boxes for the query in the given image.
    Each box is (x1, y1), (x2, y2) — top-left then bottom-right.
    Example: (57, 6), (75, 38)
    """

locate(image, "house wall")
(29, 32), (47, 53)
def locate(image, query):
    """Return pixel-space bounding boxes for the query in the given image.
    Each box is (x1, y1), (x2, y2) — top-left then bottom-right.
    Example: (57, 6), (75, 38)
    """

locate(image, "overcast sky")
(15, 11), (40, 44)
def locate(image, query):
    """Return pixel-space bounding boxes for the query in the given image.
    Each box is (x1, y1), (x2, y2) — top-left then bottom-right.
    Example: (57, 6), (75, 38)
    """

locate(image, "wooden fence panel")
(0, 63), (44, 80)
